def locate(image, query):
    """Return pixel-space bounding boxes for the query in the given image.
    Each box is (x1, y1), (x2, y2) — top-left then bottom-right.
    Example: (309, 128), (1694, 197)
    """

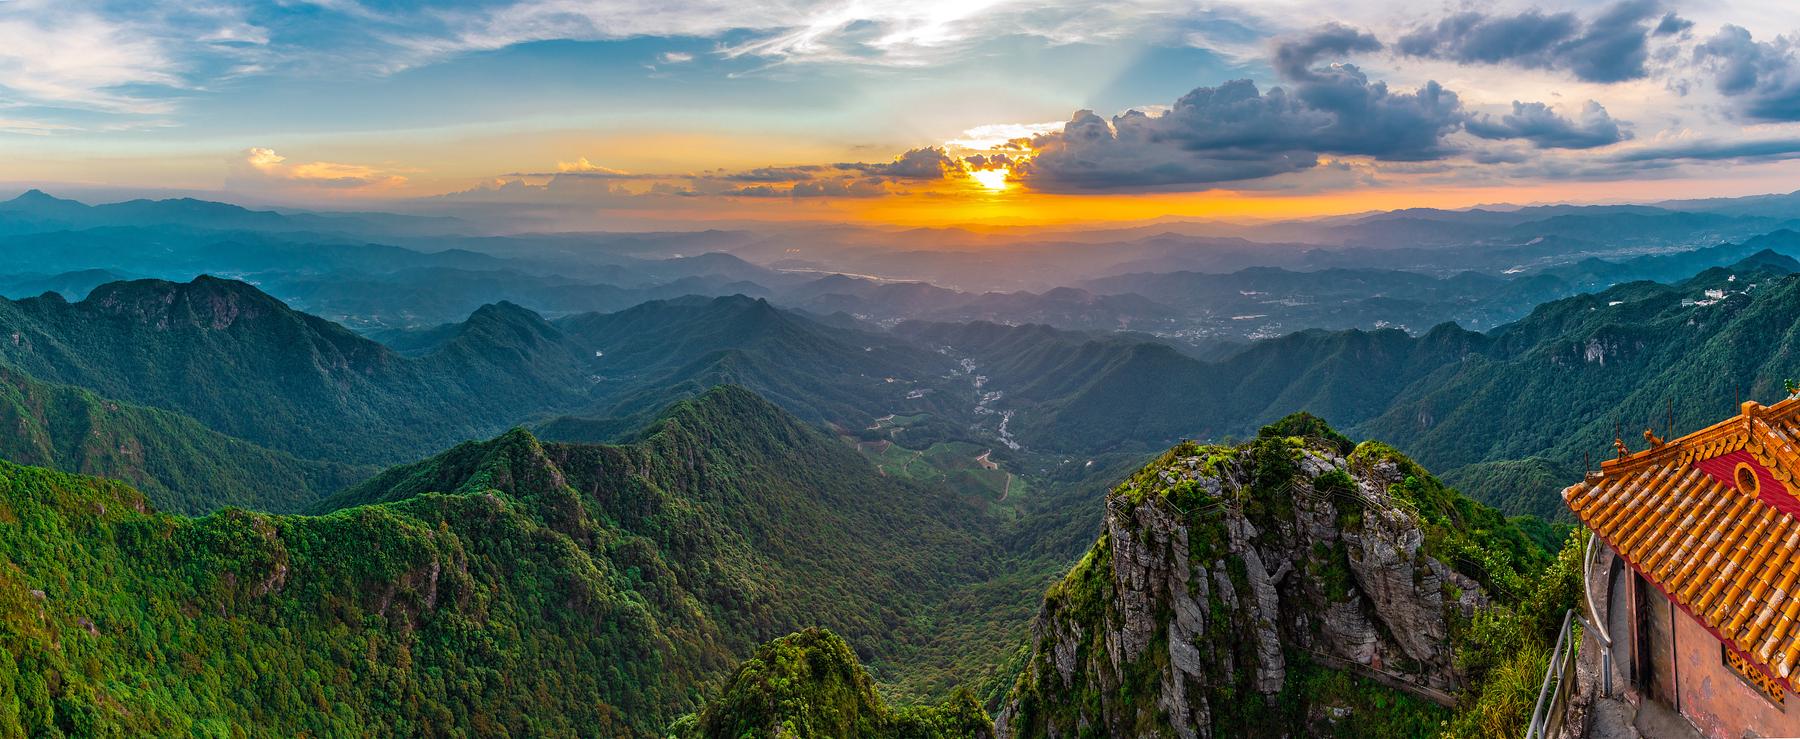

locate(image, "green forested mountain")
(0, 276), (593, 464)
(904, 262), (1800, 519)
(0, 365), (369, 514)
(0, 395), (1577, 739)
(0, 458), (660, 737)
(16, 262), (1799, 524)
(1356, 265), (1800, 489)
(0, 277), (975, 471)
(539, 294), (970, 441)
(898, 319), (1489, 454)
(0, 386), (1002, 737)
(674, 628), (994, 739)
(1554, 233), (1800, 290)
(319, 385), (997, 689)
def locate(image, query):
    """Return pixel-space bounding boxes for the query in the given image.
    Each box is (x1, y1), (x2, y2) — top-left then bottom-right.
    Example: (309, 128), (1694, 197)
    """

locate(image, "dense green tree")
(0, 386), (999, 737)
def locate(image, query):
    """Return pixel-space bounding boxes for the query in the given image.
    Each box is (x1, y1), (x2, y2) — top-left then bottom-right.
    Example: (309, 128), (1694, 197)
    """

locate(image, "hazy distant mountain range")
(9, 188), (1800, 348)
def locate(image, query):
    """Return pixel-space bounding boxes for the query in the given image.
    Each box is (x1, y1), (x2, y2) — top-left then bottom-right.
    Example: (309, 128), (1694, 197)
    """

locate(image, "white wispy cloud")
(0, 4), (180, 113)
(0, 118), (76, 136)
(0, 0), (269, 127)
(345, 0), (1203, 70)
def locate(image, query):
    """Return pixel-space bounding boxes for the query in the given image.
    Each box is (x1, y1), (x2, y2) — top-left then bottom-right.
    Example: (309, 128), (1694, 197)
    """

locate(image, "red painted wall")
(1665, 603), (1800, 737)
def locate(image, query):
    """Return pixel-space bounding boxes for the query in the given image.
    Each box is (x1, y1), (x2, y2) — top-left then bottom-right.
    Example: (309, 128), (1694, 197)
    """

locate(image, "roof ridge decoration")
(1567, 396), (1800, 693)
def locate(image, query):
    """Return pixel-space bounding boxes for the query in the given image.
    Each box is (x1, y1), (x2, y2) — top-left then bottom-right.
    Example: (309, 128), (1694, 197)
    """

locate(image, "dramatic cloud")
(1654, 13), (1694, 37)
(1694, 25), (1800, 122)
(1012, 105), (1316, 191)
(1013, 22), (1484, 195)
(1395, 1), (1678, 83)
(836, 147), (963, 179)
(240, 147), (406, 190)
(1271, 23), (1381, 81)
(717, 149), (962, 197)
(1010, 19), (1650, 193)
(962, 154), (1016, 170)
(59, 0), (1797, 209)
(1014, 69), (1470, 192)
(1465, 101), (1631, 149)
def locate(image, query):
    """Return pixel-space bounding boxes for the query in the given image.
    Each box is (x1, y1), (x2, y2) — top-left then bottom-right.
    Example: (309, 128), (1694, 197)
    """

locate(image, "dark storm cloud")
(1014, 70), (1466, 192)
(835, 147), (962, 179)
(1271, 22), (1382, 80)
(1654, 12), (1693, 37)
(1011, 107), (1317, 191)
(1396, 1), (1677, 83)
(963, 153), (1015, 169)
(694, 148), (961, 199)
(1465, 101), (1631, 149)
(1694, 26), (1800, 122)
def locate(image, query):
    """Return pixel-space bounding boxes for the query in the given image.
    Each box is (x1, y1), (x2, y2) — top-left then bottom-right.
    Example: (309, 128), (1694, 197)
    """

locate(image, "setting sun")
(969, 168), (1010, 192)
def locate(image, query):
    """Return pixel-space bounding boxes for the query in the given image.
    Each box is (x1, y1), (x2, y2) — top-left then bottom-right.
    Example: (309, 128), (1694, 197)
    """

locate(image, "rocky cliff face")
(997, 417), (1500, 738)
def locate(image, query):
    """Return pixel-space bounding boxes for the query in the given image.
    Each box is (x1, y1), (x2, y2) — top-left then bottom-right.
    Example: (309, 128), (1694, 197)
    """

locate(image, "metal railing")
(1582, 532), (1614, 699)
(1526, 609), (1580, 739)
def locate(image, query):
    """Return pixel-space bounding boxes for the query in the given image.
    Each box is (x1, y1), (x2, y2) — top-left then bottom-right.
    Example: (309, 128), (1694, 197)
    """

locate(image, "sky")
(10, 0), (1800, 228)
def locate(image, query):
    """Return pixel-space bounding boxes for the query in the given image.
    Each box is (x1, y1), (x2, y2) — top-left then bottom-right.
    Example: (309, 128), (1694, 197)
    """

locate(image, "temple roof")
(1565, 397), (1800, 688)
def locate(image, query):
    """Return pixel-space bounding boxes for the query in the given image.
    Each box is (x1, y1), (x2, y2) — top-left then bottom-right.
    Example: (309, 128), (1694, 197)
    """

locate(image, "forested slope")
(0, 386), (998, 737)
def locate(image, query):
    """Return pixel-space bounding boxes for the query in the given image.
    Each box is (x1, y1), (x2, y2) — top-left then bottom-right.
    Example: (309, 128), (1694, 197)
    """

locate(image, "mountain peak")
(323, 387), (800, 513)
(465, 300), (549, 326)
(79, 275), (292, 329)
(315, 424), (563, 512)
(86, 274), (288, 308)
(1728, 248), (1800, 275)
(641, 384), (806, 444)
(3, 188), (85, 210)
(681, 628), (993, 738)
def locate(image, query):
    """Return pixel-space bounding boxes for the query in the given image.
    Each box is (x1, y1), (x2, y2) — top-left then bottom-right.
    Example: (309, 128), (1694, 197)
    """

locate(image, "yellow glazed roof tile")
(1567, 397), (1800, 686)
